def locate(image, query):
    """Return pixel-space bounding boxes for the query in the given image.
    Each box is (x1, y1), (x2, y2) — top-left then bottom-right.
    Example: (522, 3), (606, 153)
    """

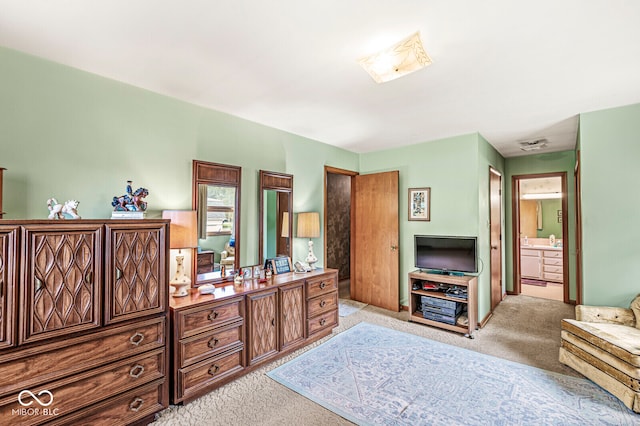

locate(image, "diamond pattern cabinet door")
(279, 280), (305, 352)
(105, 223), (167, 325)
(20, 224), (102, 344)
(247, 289), (278, 366)
(0, 226), (18, 349)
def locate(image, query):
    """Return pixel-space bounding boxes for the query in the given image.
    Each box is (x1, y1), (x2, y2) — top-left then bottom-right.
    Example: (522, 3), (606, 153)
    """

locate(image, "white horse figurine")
(47, 198), (81, 219)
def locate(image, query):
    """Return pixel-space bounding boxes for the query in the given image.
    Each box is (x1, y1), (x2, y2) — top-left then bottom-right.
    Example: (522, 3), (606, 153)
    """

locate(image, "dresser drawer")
(306, 274), (337, 299)
(0, 349), (165, 424)
(307, 309), (337, 336)
(543, 272), (563, 282)
(307, 292), (338, 318)
(176, 297), (243, 339)
(543, 257), (562, 266)
(521, 249), (541, 257)
(178, 321), (243, 368)
(0, 317), (166, 398)
(543, 265), (563, 274)
(47, 379), (166, 426)
(177, 346), (244, 401)
(543, 250), (562, 258)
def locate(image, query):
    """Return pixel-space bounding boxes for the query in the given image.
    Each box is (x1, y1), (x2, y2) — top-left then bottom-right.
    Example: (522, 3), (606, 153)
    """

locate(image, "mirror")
(259, 170), (293, 264)
(192, 160), (241, 284)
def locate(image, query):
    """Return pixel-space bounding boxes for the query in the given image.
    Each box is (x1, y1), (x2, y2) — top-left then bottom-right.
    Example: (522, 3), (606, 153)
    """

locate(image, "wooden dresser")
(169, 268), (338, 404)
(0, 219), (170, 426)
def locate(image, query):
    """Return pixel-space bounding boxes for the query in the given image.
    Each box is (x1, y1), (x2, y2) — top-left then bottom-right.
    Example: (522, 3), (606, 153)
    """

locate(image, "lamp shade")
(163, 210), (198, 249)
(297, 212), (320, 239)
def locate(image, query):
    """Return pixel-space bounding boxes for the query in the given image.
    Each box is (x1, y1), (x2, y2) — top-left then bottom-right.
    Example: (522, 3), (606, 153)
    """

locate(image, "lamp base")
(171, 281), (190, 297)
(305, 238), (318, 270)
(170, 254), (191, 297)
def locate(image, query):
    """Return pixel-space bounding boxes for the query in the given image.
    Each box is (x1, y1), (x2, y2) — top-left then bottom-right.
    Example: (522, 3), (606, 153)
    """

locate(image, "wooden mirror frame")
(259, 170), (293, 264)
(192, 160), (241, 284)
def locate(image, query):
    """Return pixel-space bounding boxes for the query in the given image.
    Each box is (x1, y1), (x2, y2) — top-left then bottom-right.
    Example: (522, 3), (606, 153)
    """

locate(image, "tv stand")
(408, 270), (477, 338)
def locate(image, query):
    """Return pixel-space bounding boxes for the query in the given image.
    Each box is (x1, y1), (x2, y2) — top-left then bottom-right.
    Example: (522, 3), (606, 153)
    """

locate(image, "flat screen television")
(414, 235), (478, 274)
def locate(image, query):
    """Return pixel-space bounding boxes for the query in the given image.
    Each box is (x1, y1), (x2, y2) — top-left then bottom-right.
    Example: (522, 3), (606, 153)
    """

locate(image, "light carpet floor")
(152, 295), (583, 425)
(338, 298), (368, 317)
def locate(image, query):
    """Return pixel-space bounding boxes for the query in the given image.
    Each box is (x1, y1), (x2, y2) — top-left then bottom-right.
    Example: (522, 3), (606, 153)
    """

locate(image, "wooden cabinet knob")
(319, 282), (326, 289)
(208, 364), (220, 375)
(208, 311), (219, 321)
(129, 397), (144, 412)
(208, 337), (219, 348)
(319, 318), (326, 326)
(320, 300), (326, 308)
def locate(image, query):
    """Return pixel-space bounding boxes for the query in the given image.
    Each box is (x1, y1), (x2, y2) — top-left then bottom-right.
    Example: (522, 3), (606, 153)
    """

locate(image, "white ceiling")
(2, 1), (639, 157)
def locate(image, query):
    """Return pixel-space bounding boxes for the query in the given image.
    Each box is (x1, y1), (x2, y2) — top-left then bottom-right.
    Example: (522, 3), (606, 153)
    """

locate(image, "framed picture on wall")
(408, 187), (431, 221)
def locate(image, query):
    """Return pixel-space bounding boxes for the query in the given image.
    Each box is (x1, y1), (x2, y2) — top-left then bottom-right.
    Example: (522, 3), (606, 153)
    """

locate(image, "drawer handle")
(208, 337), (219, 348)
(320, 300), (327, 308)
(85, 271), (93, 284)
(115, 267), (123, 280)
(129, 364), (145, 379)
(208, 311), (219, 321)
(319, 318), (326, 326)
(129, 332), (145, 346)
(271, 318), (276, 327)
(129, 397), (144, 412)
(0, 278), (3, 297)
(319, 282), (326, 289)
(208, 364), (220, 375)
(35, 277), (45, 292)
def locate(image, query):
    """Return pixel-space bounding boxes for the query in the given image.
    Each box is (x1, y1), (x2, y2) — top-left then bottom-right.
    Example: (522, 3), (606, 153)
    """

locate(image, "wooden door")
(352, 171), (399, 311)
(279, 280), (305, 351)
(489, 168), (503, 311)
(20, 224), (102, 344)
(0, 226), (18, 349)
(247, 289), (278, 365)
(105, 223), (167, 325)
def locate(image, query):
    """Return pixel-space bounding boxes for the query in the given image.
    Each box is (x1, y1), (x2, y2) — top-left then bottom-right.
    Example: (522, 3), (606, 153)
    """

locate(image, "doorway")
(324, 166), (357, 299)
(512, 173), (569, 302)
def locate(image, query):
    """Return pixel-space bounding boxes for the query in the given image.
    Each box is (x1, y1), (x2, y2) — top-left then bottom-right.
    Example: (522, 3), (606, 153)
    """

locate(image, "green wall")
(504, 151), (577, 299)
(359, 133), (502, 322)
(0, 46), (358, 267)
(579, 103), (640, 307)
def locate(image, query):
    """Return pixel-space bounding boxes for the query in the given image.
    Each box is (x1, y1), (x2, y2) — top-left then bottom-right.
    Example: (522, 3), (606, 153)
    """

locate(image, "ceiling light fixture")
(358, 32), (432, 83)
(519, 138), (548, 152)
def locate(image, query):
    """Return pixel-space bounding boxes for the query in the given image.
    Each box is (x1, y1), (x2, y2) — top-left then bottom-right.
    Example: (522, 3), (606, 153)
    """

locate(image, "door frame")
(489, 166), (503, 311)
(511, 172), (570, 302)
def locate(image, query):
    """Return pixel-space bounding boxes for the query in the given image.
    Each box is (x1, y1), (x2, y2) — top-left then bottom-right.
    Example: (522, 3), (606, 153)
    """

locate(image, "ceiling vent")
(519, 138), (548, 152)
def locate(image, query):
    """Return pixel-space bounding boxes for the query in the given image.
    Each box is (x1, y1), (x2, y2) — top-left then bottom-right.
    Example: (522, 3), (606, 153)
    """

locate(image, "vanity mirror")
(192, 160), (241, 284)
(259, 170), (293, 264)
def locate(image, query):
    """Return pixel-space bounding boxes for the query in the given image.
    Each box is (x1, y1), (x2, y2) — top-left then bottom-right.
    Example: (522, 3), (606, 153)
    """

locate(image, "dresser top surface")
(170, 268), (338, 310)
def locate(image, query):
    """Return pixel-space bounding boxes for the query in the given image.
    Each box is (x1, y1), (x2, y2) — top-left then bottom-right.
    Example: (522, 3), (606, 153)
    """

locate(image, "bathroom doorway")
(512, 173), (569, 302)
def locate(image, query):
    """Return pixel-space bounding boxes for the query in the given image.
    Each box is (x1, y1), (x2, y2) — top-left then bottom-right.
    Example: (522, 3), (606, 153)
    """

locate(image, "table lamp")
(297, 212), (320, 270)
(163, 210), (198, 297)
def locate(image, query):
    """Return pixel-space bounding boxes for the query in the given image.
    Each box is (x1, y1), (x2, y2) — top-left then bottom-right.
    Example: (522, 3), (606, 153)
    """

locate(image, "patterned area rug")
(268, 322), (638, 425)
(338, 299), (368, 317)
